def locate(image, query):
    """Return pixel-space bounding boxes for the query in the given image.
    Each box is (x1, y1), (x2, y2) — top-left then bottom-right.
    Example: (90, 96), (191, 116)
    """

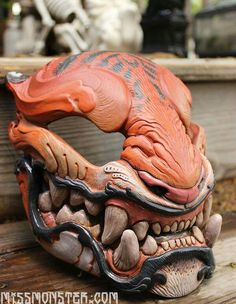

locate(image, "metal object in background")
(194, 1), (236, 57)
(141, 0), (188, 57)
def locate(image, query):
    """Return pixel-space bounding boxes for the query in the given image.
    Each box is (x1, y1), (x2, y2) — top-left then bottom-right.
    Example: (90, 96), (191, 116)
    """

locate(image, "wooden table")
(0, 213), (235, 304)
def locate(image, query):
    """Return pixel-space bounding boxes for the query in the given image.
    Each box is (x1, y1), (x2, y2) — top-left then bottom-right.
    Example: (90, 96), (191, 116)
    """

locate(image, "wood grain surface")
(0, 213), (235, 304)
(1, 57), (236, 82)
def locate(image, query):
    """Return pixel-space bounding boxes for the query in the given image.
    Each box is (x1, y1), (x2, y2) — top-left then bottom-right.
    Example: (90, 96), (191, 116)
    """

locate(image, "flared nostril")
(138, 170), (201, 204)
(148, 185), (168, 197)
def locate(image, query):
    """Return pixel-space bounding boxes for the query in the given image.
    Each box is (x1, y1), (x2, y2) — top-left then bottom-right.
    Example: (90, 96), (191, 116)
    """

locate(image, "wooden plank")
(0, 213), (235, 303)
(190, 82), (236, 180)
(1, 57), (236, 82)
(0, 221), (36, 254)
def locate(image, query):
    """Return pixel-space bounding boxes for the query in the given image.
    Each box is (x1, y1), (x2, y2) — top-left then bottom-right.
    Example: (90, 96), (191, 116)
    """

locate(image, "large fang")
(203, 214), (222, 247)
(85, 199), (104, 216)
(203, 195), (212, 225)
(141, 235), (158, 255)
(132, 221), (149, 241)
(101, 206), (128, 245)
(49, 179), (68, 208)
(113, 229), (140, 271)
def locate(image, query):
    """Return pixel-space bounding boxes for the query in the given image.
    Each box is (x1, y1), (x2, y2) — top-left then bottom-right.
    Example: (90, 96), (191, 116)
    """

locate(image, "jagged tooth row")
(160, 235), (199, 251)
(150, 211), (205, 236)
(38, 183), (103, 239)
(40, 178), (104, 214)
(39, 177), (211, 273)
(38, 179), (104, 220)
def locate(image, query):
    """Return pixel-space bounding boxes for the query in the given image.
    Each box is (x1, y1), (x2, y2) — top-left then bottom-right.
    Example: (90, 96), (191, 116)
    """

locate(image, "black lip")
(16, 157), (215, 293)
(51, 172), (214, 216)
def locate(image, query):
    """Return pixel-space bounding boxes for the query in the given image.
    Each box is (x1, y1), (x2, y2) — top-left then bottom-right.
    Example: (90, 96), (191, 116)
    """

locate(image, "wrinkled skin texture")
(8, 51), (222, 297)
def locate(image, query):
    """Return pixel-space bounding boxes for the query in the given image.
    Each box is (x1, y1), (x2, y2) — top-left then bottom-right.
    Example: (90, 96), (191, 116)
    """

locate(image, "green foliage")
(191, 0), (203, 15)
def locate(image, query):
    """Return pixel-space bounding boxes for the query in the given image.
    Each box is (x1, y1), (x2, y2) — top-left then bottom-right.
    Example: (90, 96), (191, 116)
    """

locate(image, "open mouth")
(7, 51), (223, 298)
(17, 156), (220, 297)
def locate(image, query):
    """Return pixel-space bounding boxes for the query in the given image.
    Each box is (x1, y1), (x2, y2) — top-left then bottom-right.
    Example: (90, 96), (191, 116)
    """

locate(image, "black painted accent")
(133, 80), (145, 100)
(81, 51), (108, 64)
(152, 83), (165, 100)
(112, 63), (124, 73)
(51, 174), (214, 216)
(15, 158), (215, 294)
(124, 69), (132, 80)
(55, 54), (80, 75)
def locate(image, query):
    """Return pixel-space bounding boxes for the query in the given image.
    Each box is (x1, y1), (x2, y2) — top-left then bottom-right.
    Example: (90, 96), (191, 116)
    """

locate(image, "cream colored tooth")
(70, 190), (84, 206)
(141, 235), (158, 255)
(132, 221), (149, 241)
(85, 199), (104, 216)
(38, 191), (52, 212)
(196, 212), (204, 227)
(190, 216), (196, 227)
(163, 225), (170, 233)
(41, 231), (82, 264)
(72, 210), (91, 226)
(171, 222), (178, 232)
(102, 206), (128, 245)
(181, 238), (186, 246)
(87, 224), (101, 239)
(75, 246), (94, 273)
(56, 205), (73, 224)
(178, 221), (185, 231)
(184, 220), (191, 230)
(152, 222), (161, 235)
(186, 236), (192, 246)
(161, 241), (169, 251)
(168, 239), (176, 249)
(203, 196), (212, 224)
(49, 179), (68, 208)
(113, 230), (140, 271)
(203, 214), (222, 248)
(191, 236), (196, 245)
(192, 226), (204, 243)
(176, 239), (181, 247)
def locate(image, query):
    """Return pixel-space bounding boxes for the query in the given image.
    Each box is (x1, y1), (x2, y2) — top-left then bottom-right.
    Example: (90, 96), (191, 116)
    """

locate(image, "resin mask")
(8, 51), (222, 297)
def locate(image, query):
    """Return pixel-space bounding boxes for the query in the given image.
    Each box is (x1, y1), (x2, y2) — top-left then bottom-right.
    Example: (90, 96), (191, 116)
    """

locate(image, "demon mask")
(8, 51), (222, 297)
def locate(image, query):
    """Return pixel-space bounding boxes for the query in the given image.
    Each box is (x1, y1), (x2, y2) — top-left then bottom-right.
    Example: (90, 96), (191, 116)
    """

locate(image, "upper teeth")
(38, 191), (52, 212)
(49, 179), (68, 208)
(132, 221), (149, 241)
(70, 190), (84, 206)
(141, 235), (158, 255)
(85, 199), (104, 216)
(101, 206), (128, 245)
(38, 177), (215, 273)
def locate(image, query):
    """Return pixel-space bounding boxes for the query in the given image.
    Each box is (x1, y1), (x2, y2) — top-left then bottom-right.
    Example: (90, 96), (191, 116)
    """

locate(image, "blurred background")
(0, 0), (235, 58)
(0, 0), (236, 222)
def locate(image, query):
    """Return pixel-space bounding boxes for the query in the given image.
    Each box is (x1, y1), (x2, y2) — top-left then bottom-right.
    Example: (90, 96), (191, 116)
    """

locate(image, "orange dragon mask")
(7, 51), (222, 297)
